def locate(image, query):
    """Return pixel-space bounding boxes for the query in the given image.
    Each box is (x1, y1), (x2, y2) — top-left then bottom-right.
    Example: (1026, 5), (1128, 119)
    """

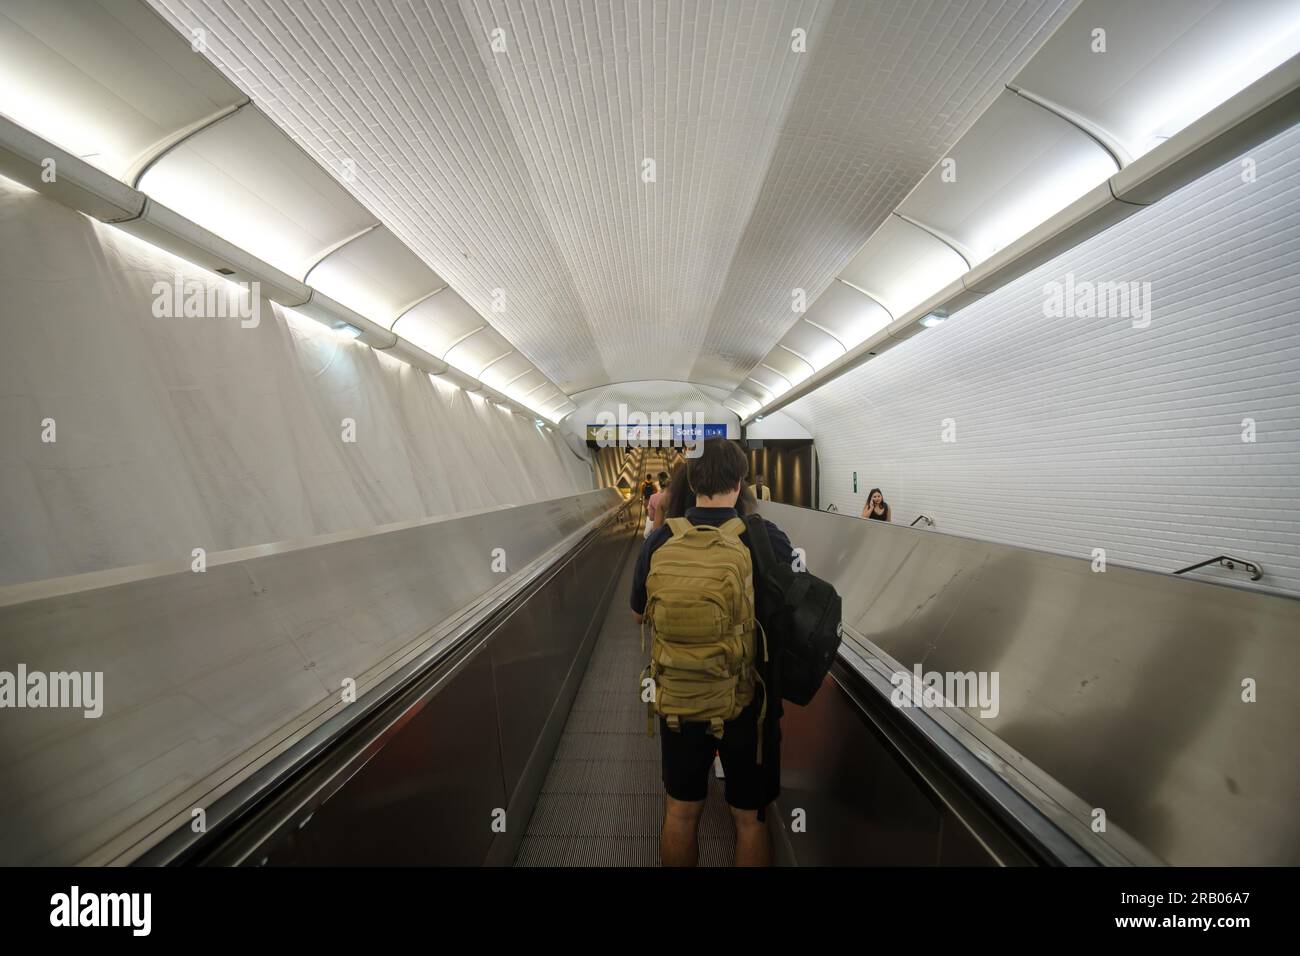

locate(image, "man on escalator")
(631, 438), (794, 867)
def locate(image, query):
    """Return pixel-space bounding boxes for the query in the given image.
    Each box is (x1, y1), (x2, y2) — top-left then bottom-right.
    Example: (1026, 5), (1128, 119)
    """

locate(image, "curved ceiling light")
(0, 3), (575, 428)
(1009, 0), (1300, 164)
(0, 0), (247, 182)
(304, 225), (441, 328)
(733, 1), (1300, 426)
(137, 107), (379, 282)
(895, 91), (1119, 266)
(474, 349), (516, 378)
(839, 216), (968, 319)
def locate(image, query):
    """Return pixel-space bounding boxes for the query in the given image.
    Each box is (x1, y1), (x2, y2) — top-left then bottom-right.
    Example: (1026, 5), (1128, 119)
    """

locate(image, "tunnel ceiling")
(144, 0), (1078, 396)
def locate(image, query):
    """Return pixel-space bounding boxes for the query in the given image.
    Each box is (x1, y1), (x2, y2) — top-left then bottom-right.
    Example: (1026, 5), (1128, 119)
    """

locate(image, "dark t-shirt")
(629, 506), (795, 615)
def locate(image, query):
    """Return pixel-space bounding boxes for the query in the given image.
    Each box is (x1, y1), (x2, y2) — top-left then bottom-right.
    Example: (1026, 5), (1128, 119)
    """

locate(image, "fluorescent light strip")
(776, 343), (816, 374)
(734, 52), (1300, 425)
(475, 349), (515, 376)
(389, 285), (448, 332)
(802, 318), (848, 353)
(758, 364), (793, 390)
(0, 117), (577, 425)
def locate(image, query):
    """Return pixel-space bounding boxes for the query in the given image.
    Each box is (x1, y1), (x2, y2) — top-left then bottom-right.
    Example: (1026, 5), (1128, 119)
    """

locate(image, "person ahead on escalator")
(630, 438), (793, 867)
(646, 470), (671, 535)
(640, 473), (658, 535)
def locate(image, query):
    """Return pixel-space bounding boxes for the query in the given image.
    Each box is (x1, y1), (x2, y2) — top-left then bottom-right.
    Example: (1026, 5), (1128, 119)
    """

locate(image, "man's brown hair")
(686, 438), (749, 497)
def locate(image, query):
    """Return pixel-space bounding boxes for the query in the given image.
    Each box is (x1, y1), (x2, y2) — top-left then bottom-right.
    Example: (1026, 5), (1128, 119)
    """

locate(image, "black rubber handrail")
(909, 515), (934, 528)
(1173, 554), (1263, 582)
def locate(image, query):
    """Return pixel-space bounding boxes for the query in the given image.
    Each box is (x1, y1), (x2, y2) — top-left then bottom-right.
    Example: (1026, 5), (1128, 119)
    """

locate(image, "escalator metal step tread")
(553, 732), (660, 762)
(561, 707), (649, 735)
(569, 691), (644, 714)
(526, 793), (663, 837)
(541, 759), (662, 794)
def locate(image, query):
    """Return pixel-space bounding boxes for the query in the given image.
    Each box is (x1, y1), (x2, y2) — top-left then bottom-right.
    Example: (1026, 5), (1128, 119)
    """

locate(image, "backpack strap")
(717, 517), (746, 540)
(666, 517), (693, 538)
(641, 662), (656, 737)
(743, 514), (778, 577)
(744, 523), (780, 773)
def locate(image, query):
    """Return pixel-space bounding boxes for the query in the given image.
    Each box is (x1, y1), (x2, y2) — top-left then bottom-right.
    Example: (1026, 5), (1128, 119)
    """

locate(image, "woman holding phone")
(861, 488), (891, 522)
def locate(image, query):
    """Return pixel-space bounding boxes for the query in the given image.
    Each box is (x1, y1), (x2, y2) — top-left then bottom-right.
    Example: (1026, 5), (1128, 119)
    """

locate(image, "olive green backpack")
(641, 517), (768, 761)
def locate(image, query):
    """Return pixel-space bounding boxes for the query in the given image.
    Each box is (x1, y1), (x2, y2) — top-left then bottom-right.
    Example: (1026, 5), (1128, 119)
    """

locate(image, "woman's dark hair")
(665, 461), (695, 518)
(685, 438), (748, 497)
(667, 459), (756, 517)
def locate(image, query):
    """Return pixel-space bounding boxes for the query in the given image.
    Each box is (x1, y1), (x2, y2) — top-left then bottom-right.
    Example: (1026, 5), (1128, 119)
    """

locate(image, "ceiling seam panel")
(457, 0), (824, 382)
(224, 1), (581, 404)
(459, 0), (614, 385)
(462, 0), (627, 380)
(353, 1), (598, 391)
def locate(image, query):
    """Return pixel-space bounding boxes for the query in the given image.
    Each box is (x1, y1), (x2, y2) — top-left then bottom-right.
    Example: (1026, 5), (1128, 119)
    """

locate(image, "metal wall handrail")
(1174, 554), (1264, 582)
(909, 514), (935, 528)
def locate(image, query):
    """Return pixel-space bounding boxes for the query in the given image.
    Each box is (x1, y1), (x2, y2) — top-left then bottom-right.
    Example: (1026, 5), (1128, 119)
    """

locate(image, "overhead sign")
(585, 423), (729, 445)
(676, 423), (728, 442)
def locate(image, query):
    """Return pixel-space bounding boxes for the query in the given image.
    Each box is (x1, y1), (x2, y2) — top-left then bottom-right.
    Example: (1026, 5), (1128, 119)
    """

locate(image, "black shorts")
(659, 699), (780, 810)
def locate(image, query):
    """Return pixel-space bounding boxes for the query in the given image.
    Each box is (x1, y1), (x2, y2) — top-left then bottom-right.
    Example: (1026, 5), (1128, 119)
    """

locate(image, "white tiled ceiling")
(146, 0), (1078, 398)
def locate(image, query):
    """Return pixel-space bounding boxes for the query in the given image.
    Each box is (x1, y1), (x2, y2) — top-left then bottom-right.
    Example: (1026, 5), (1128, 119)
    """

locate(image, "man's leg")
(661, 795), (705, 866)
(730, 805), (771, 867)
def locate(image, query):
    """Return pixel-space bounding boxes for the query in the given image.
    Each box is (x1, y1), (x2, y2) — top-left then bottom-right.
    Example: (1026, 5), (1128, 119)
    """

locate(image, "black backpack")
(744, 514), (843, 706)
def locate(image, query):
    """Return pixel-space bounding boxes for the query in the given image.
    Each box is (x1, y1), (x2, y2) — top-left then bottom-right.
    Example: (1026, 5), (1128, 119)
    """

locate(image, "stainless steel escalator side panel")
(201, 502), (635, 866)
(0, 489), (621, 866)
(756, 501), (1300, 866)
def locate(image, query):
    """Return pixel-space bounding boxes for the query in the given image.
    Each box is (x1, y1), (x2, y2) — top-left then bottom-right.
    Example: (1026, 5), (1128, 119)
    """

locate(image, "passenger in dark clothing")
(630, 438), (795, 867)
(663, 460), (694, 517)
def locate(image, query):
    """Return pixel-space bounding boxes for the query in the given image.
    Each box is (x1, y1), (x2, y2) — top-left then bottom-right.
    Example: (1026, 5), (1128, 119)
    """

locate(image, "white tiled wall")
(785, 124), (1300, 596)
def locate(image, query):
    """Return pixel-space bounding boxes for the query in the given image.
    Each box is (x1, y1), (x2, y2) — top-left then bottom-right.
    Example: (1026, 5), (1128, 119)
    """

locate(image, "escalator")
(8, 489), (1294, 867)
(133, 498), (1109, 868)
